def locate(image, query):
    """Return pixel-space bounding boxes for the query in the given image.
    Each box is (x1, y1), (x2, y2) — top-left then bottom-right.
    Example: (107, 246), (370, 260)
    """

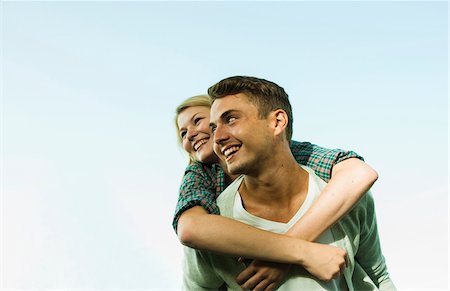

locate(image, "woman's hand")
(301, 242), (347, 281)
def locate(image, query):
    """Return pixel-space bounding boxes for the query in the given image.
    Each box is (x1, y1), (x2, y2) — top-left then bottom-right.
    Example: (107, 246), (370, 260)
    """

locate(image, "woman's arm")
(175, 152), (376, 284)
(175, 155), (377, 257)
(287, 157), (378, 241)
(288, 141), (378, 240)
(178, 206), (346, 281)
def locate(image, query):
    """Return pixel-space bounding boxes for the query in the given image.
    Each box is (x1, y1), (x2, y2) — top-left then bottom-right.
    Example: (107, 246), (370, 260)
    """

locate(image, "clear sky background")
(1, 1), (448, 290)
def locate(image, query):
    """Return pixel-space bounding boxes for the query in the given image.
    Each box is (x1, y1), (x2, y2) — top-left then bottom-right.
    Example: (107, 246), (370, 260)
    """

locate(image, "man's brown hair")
(208, 76), (293, 141)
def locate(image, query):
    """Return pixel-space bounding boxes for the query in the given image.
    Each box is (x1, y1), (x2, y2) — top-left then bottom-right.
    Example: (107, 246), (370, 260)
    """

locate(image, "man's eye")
(210, 125), (216, 133)
(227, 117), (236, 123)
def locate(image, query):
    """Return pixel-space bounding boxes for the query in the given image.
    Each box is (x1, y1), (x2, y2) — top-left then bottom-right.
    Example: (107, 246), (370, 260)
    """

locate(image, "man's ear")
(271, 109), (288, 138)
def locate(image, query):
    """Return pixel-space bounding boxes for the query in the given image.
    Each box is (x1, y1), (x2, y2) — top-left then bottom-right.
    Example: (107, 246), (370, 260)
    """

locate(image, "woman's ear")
(271, 109), (288, 138)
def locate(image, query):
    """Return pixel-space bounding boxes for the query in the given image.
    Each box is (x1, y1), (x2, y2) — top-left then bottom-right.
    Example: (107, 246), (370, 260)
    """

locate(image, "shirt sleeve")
(290, 140), (364, 182)
(354, 193), (397, 290)
(182, 246), (225, 290)
(172, 162), (220, 233)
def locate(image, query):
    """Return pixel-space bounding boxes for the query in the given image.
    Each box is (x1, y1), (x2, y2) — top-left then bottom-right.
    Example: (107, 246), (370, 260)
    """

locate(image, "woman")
(174, 95), (378, 290)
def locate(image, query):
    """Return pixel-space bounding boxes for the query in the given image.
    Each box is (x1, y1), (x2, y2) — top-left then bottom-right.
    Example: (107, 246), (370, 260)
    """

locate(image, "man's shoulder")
(217, 175), (244, 217)
(301, 165), (328, 189)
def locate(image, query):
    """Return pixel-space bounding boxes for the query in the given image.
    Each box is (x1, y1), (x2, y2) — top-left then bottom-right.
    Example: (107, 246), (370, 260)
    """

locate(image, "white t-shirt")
(232, 165), (346, 290)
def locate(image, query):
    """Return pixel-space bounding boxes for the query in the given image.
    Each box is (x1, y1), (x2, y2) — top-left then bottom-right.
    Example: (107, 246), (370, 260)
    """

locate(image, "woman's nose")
(187, 127), (198, 141)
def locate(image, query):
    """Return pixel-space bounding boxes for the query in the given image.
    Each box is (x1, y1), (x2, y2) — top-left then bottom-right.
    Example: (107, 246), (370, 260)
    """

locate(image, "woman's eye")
(194, 117), (203, 125)
(180, 131), (186, 139)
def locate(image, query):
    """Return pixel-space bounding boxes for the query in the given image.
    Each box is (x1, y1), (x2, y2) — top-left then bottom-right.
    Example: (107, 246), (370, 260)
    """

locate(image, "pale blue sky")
(1, 1), (448, 290)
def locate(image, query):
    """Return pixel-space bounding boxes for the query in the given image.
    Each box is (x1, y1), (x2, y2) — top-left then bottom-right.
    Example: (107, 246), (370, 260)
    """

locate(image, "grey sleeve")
(182, 246), (225, 291)
(355, 193), (397, 291)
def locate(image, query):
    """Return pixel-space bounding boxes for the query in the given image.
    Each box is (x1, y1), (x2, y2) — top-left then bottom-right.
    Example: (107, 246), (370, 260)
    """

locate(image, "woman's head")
(175, 95), (217, 164)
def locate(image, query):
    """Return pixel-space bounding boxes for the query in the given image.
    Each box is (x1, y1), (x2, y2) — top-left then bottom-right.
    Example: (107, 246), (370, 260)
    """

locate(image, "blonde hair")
(175, 95), (211, 163)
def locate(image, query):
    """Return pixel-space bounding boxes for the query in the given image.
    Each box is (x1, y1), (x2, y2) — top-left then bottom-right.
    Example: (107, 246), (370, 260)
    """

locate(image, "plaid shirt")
(173, 140), (363, 232)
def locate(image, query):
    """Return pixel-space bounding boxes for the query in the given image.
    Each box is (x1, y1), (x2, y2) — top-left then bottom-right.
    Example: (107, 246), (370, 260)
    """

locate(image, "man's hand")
(235, 242), (346, 290)
(302, 242), (347, 281)
(236, 260), (291, 291)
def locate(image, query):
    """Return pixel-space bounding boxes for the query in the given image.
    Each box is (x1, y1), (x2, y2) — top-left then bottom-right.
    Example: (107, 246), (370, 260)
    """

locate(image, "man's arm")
(353, 193), (397, 290)
(182, 246), (224, 290)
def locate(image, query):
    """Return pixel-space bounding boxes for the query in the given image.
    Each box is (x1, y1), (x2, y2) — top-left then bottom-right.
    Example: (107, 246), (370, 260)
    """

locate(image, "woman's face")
(177, 106), (218, 164)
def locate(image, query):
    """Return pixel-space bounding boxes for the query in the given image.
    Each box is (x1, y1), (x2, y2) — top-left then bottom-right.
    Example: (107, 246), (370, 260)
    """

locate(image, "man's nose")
(213, 124), (228, 145)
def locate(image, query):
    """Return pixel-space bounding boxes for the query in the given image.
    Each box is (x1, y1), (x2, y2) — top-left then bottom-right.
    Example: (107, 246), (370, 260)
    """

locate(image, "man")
(182, 76), (396, 290)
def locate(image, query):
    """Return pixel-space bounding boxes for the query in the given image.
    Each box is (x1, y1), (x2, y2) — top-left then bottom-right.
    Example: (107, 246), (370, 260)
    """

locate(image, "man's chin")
(227, 164), (245, 176)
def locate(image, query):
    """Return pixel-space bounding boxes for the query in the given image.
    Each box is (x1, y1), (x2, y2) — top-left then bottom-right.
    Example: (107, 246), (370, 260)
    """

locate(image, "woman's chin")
(196, 151), (218, 164)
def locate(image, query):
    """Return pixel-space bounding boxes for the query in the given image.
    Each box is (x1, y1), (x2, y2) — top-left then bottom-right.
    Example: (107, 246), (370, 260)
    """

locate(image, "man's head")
(208, 76), (293, 175)
(208, 76), (293, 142)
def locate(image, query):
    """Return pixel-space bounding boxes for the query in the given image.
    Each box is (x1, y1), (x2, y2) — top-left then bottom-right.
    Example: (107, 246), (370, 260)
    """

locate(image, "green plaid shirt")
(173, 141), (363, 232)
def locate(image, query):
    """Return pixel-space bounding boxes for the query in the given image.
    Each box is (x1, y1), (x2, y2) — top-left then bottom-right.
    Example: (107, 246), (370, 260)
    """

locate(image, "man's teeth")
(194, 139), (208, 151)
(224, 146), (240, 158)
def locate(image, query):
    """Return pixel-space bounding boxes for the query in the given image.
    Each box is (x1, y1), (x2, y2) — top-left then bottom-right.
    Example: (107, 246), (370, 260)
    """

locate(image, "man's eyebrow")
(210, 109), (239, 128)
(220, 109), (239, 119)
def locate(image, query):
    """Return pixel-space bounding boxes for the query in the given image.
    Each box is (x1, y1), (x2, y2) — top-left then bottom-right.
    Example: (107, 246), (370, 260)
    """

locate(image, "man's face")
(210, 93), (273, 175)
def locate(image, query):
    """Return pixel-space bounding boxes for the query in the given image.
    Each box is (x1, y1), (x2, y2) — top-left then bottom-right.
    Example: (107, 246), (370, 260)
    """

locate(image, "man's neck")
(238, 148), (310, 223)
